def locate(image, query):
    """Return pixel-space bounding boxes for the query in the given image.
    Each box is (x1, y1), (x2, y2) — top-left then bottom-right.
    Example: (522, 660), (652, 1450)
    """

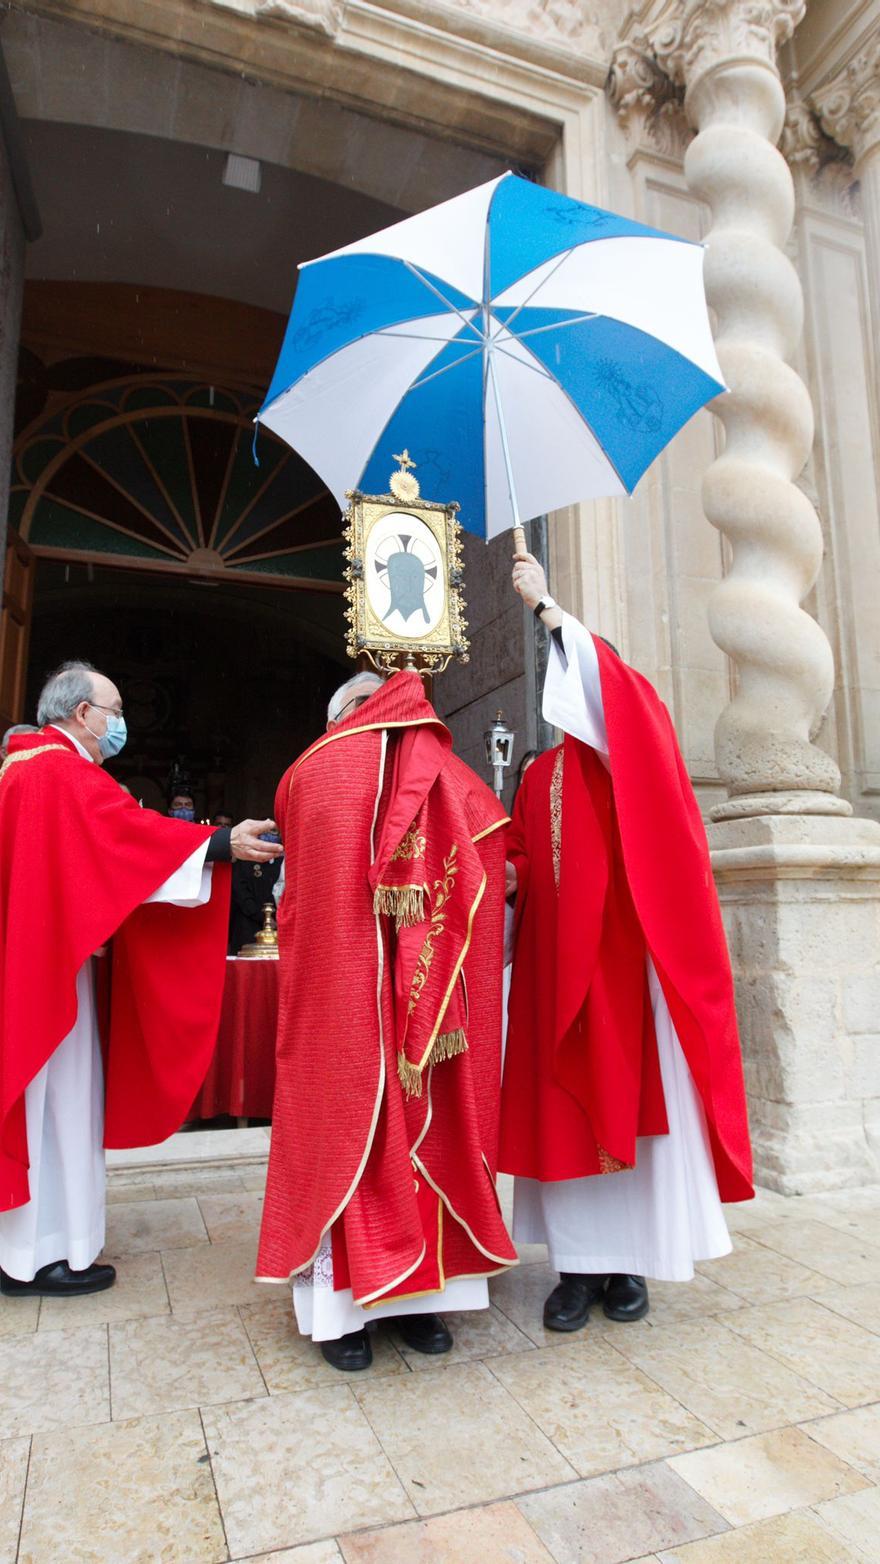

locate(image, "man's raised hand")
(512, 551), (548, 611)
(230, 819), (284, 863)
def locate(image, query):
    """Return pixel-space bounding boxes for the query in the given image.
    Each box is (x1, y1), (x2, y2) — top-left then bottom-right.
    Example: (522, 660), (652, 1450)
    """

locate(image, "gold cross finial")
(393, 449), (416, 473)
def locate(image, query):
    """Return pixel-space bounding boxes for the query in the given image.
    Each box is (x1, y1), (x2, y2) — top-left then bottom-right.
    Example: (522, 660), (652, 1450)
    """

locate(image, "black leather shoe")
(396, 1312), (453, 1354)
(603, 1273), (649, 1322)
(543, 1272), (608, 1332)
(0, 1260), (116, 1298)
(320, 1329), (373, 1371)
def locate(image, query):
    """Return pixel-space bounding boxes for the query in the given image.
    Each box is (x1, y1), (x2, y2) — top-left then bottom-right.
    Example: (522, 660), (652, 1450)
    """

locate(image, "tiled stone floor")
(4, 1163), (880, 1562)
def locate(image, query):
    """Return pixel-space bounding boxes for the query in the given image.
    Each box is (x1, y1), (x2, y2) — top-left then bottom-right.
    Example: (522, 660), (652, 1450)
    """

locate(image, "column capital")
(650, 0), (806, 91)
(607, 34), (690, 158)
(813, 32), (880, 168)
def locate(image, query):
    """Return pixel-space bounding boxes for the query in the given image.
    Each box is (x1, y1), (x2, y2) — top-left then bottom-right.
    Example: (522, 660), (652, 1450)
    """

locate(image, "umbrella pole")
(487, 352), (527, 556)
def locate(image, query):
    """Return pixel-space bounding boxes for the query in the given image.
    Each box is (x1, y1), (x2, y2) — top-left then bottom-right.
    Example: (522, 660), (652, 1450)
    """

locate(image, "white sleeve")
(146, 841), (213, 907)
(272, 860), (285, 906)
(541, 610), (609, 757)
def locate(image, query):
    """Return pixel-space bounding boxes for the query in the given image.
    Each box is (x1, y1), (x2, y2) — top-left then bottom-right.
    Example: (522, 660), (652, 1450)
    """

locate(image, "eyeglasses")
(337, 694), (371, 719)
(88, 701), (124, 718)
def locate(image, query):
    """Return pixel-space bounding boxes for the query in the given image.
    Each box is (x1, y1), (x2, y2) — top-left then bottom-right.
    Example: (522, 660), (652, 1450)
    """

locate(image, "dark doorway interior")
(26, 559), (346, 818)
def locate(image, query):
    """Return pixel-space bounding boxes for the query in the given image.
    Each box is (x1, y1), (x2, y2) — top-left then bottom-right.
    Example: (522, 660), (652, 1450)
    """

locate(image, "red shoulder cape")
(257, 673), (516, 1298)
(0, 730), (230, 1210)
(501, 639), (753, 1203)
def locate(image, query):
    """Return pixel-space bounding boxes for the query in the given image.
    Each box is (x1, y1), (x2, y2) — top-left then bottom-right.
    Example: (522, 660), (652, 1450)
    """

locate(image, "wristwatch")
(533, 595), (558, 619)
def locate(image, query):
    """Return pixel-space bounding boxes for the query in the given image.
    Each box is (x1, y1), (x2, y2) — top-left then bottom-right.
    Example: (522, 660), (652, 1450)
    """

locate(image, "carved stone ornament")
(254, 0), (344, 37)
(607, 35), (690, 157)
(651, 0), (806, 90)
(445, 0), (588, 41)
(814, 33), (880, 167)
(781, 95), (824, 170)
(782, 93), (858, 216)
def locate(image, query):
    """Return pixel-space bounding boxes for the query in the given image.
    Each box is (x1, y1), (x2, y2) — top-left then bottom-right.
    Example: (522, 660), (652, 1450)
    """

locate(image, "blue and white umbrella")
(257, 172), (725, 541)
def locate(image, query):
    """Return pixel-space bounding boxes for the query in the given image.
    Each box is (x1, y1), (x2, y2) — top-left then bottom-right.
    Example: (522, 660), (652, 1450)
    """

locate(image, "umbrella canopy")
(258, 172), (725, 541)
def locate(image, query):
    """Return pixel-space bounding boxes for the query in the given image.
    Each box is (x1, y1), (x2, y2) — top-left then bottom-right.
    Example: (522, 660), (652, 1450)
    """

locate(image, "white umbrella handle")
(512, 525), (527, 555)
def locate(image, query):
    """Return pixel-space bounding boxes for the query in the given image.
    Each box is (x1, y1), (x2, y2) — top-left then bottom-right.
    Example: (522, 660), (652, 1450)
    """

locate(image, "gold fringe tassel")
(373, 884), (426, 929)
(396, 1029), (469, 1100)
(397, 1053), (424, 1099)
(431, 1027), (469, 1066)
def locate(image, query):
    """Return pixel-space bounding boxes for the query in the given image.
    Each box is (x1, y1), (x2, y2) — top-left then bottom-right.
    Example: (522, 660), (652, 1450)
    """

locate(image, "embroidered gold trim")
(471, 817), (510, 845)
(373, 883), (427, 928)
(550, 746), (564, 892)
(0, 744), (68, 783)
(597, 1144), (633, 1175)
(420, 870), (486, 1065)
(407, 846), (459, 1017)
(392, 824), (427, 862)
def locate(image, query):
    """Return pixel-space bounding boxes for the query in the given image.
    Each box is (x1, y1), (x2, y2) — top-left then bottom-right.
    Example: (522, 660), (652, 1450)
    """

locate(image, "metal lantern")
(484, 709), (514, 800)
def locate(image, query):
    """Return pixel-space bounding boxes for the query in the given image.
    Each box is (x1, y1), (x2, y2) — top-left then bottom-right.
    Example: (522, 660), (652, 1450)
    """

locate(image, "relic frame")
(343, 460), (469, 676)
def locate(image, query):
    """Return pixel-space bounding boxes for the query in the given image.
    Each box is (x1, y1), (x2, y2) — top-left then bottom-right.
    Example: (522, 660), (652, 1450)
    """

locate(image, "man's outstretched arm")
(205, 820), (284, 863)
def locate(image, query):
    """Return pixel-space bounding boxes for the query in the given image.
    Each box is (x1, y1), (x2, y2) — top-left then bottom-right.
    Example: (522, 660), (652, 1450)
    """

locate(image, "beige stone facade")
(0, 0), (878, 1190)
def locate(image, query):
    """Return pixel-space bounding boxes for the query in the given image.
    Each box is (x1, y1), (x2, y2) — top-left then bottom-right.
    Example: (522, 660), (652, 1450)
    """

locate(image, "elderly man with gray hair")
(0, 660), (281, 1298)
(257, 663), (516, 1371)
(325, 669), (384, 726)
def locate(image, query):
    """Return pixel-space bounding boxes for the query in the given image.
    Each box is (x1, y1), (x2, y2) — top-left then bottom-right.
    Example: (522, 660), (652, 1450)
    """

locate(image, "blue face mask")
(86, 707), (127, 760)
(169, 806), (195, 822)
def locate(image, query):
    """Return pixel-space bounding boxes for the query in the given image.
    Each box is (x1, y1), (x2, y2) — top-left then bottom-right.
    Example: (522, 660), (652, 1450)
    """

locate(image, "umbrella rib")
(488, 349), (521, 531)
(510, 313), (600, 340)
(402, 261), (482, 342)
(487, 335), (631, 495)
(495, 246), (576, 333)
(489, 342), (558, 383)
(409, 343), (485, 391)
(372, 328), (478, 345)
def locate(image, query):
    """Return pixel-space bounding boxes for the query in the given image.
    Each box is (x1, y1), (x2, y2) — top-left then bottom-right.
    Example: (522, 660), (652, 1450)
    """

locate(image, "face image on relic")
(365, 511), (445, 638)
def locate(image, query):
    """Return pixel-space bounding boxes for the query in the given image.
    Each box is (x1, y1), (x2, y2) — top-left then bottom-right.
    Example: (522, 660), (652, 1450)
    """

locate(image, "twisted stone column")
(652, 0), (844, 819)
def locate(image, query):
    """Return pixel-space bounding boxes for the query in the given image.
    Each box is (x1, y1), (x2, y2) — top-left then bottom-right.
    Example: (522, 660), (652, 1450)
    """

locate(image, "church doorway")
(11, 338), (349, 808)
(2, 77), (535, 795)
(26, 559), (343, 818)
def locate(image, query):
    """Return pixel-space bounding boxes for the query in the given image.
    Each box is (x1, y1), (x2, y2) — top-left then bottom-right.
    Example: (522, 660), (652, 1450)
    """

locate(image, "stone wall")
(714, 816), (880, 1193)
(433, 530), (532, 814)
(0, 122), (24, 595)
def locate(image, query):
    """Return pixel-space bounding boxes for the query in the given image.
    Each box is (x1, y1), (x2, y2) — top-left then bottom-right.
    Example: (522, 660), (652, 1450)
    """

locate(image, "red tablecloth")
(189, 958), (278, 1120)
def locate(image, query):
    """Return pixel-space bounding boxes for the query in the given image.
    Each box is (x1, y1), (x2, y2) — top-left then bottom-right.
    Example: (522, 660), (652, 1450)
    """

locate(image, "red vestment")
(500, 637), (753, 1204)
(0, 729), (231, 1211)
(257, 672), (517, 1303)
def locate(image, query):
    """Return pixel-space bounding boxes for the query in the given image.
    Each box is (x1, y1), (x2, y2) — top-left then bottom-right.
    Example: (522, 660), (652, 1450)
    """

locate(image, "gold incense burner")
(238, 902), (279, 960)
(343, 452), (469, 677)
